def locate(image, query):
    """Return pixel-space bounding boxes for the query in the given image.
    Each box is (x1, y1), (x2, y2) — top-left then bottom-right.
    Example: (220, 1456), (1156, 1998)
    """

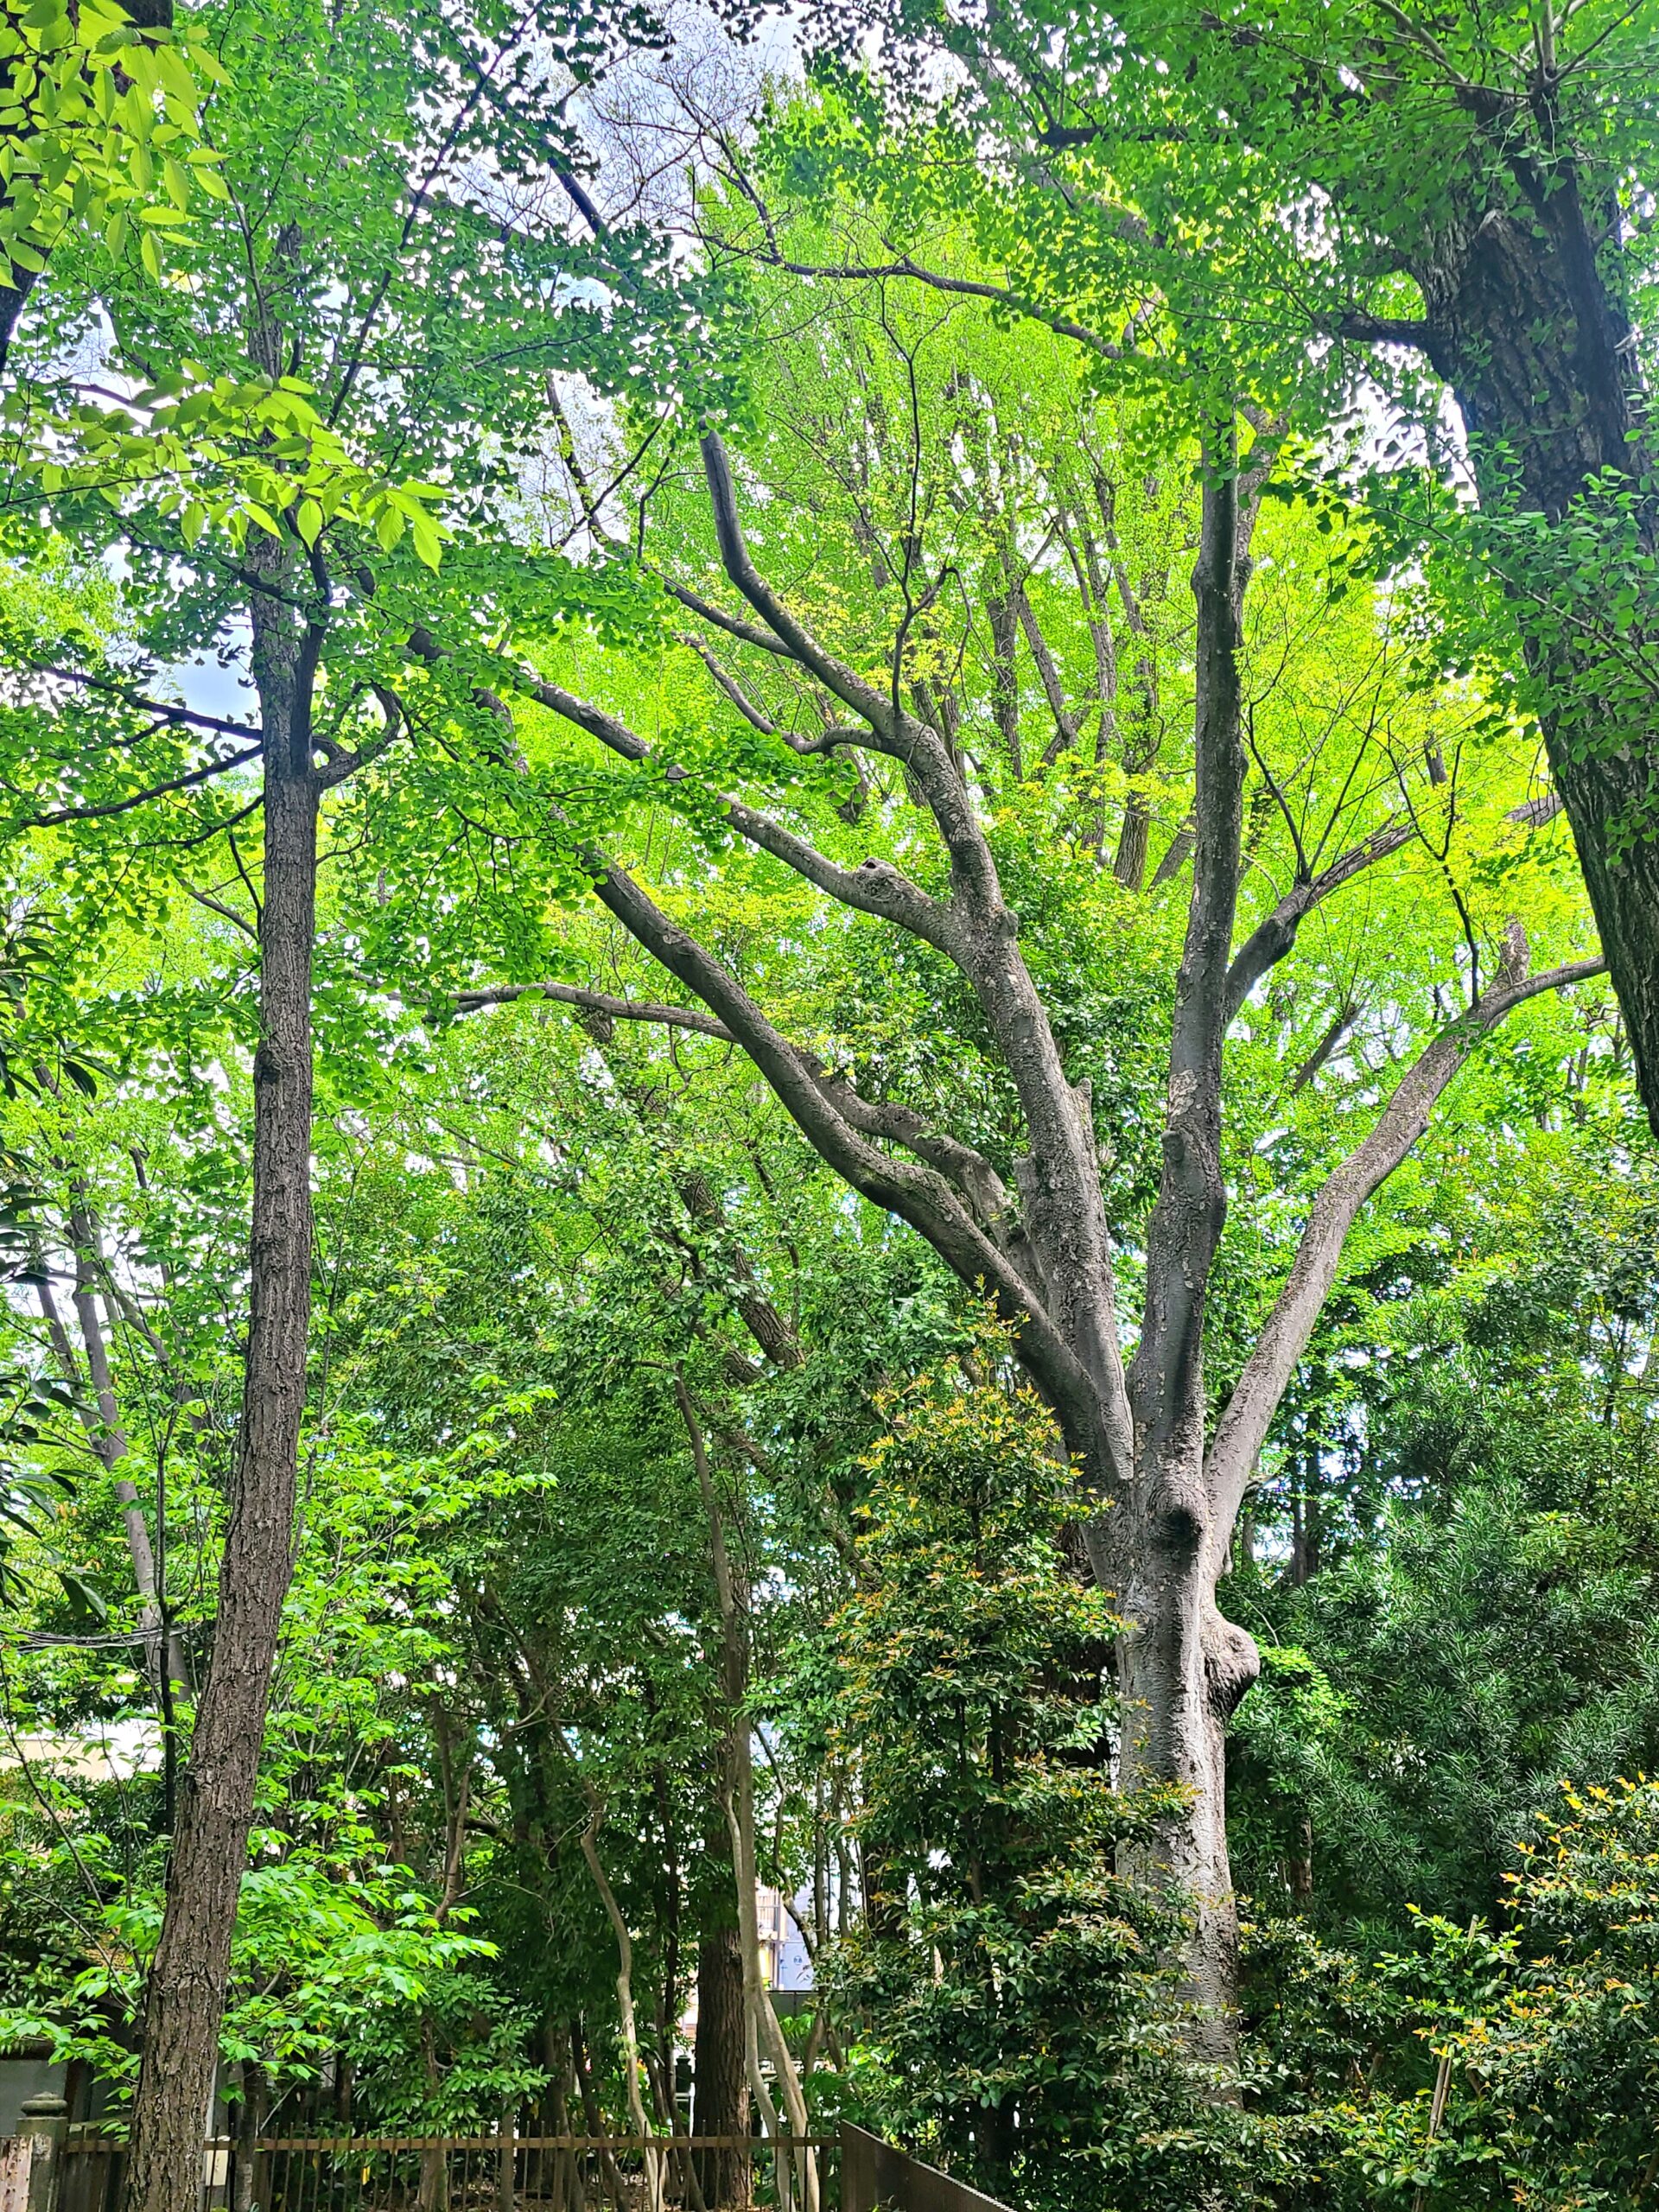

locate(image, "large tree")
(422, 263), (1609, 2049)
(0, 0), (688, 2190)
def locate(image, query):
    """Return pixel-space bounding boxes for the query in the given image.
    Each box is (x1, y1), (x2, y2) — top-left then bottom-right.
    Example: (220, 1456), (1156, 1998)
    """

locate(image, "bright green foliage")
(34, 369), (448, 563)
(0, 0), (225, 295)
(1229, 1109), (1659, 1931)
(1246, 1782), (1659, 2210)
(0, 0), (1655, 2192)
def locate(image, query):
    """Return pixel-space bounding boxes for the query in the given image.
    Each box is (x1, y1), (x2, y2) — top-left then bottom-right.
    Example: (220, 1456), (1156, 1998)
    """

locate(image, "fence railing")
(16, 2106), (1007, 2212)
(54, 2126), (840, 2212)
(838, 2126), (1010, 2212)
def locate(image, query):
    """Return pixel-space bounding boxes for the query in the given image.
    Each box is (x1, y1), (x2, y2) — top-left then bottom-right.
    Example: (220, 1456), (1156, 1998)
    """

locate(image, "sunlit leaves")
(23, 365), (448, 566)
(0, 0), (225, 299)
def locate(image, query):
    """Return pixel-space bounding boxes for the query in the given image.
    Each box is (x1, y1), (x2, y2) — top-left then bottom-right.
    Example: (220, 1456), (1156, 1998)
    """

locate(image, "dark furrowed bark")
(120, 568), (319, 2212)
(1547, 737), (1659, 1140)
(1408, 170), (1659, 1135)
(693, 1855), (751, 2209)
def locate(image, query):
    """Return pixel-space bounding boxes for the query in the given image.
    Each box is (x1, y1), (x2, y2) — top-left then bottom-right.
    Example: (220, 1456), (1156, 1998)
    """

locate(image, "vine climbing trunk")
(120, 562), (321, 2212)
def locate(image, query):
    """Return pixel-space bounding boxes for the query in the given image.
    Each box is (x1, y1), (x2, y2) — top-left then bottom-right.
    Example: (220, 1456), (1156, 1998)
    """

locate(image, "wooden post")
(20, 2095), (67, 2212)
(497, 2116), (514, 2212)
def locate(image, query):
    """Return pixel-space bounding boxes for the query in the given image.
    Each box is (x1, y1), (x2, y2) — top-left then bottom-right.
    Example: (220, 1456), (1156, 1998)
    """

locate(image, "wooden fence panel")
(56, 2121), (1021, 2212)
(0, 2137), (31, 2212)
(837, 2126), (1013, 2212)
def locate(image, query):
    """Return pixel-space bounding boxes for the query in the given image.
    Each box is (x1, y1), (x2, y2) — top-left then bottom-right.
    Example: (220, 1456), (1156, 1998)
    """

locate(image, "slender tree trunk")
(120, 572), (319, 2212)
(231, 2061), (266, 2212)
(571, 2019), (629, 2211)
(418, 2024), (448, 2212)
(1286, 1814), (1313, 1904)
(34, 1263), (180, 1683)
(576, 1801), (662, 2212)
(543, 2027), (584, 2212)
(677, 1380), (815, 2212)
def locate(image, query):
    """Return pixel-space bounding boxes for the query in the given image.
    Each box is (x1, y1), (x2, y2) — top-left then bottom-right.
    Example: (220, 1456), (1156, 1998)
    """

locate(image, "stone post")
(20, 2093), (67, 2212)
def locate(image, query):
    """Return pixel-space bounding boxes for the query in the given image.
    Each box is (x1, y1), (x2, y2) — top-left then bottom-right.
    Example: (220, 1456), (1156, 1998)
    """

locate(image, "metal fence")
(58, 2129), (840, 2212)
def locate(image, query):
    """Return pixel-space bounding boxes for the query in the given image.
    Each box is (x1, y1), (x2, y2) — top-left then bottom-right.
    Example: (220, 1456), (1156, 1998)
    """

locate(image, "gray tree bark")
(119, 559), (321, 2212)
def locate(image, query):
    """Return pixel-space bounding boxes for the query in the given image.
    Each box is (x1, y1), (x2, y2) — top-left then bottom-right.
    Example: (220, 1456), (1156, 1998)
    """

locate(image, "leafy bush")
(1246, 1778), (1659, 2210)
(808, 1363), (1252, 2211)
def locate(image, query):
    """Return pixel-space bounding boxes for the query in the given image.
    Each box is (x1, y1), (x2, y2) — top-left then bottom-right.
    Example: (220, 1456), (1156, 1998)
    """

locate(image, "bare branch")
(700, 431), (912, 748)
(1013, 585), (1081, 755)
(513, 670), (652, 763)
(181, 884), (260, 942)
(588, 852), (1103, 1445)
(1150, 819), (1195, 887)
(516, 665), (956, 948)
(41, 666), (260, 744)
(696, 431), (1135, 1473)
(1291, 999), (1359, 1090)
(1333, 310), (1437, 349)
(1224, 819), (1415, 1024)
(1224, 785), (1571, 1024)
(315, 687), (404, 790)
(450, 978), (734, 1038)
(1509, 790), (1564, 829)
(1205, 943), (1608, 1550)
(11, 741), (264, 829)
(757, 252), (1126, 360)
(679, 634), (779, 735)
(661, 579), (797, 659)
(450, 968), (1013, 1232)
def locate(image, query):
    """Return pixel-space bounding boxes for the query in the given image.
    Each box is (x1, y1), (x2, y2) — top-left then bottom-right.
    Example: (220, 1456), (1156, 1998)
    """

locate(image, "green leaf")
(408, 507), (442, 570)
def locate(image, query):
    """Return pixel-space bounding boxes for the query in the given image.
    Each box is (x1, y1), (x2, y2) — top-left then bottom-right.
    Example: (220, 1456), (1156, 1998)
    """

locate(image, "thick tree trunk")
(1115, 1478), (1258, 2067)
(1112, 442), (1261, 2065)
(692, 1862), (751, 2211)
(120, 580), (318, 2212)
(1413, 178), (1659, 1135)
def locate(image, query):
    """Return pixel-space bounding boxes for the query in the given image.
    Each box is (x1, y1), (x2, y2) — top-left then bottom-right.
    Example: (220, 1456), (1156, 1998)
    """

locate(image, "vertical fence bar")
(20, 2094), (67, 2212)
